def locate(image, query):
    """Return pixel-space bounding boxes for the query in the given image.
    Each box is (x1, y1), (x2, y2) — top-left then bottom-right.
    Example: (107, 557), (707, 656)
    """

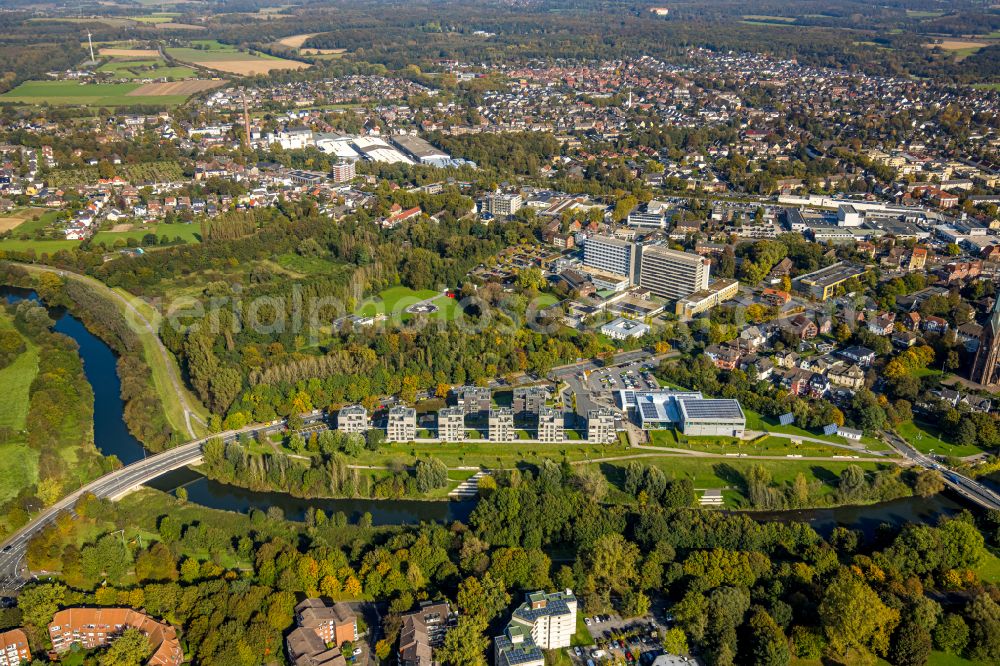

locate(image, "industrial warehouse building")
(618, 389), (745, 437)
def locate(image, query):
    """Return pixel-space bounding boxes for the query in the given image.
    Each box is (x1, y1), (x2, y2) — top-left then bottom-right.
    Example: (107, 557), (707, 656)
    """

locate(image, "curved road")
(0, 421), (286, 594)
(14, 263), (206, 438)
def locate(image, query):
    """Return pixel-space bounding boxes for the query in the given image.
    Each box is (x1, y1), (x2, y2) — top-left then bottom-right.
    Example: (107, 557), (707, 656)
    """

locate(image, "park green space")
(350, 439), (630, 469)
(896, 420), (982, 458)
(974, 549), (1000, 584)
(355, 285), (462, 321)
(0, 80), (188, 107)
(0, 312), (41, 505)
(272, 252), (352, 277)
(648, 430), (883, 458)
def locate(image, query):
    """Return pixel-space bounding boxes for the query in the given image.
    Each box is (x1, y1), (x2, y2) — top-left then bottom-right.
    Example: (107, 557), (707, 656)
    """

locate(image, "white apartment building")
(536, 407), (564, 443)
(587, 408), (617, 443)
(509, 590), (578, 650)
(437, 407), (466, 441)
(638, 245), (711, 300)
(338, 405), (369, 433)
(386, 405), (417, 442)
(483, 191), (522, 217)
(488, 408), (515, 442)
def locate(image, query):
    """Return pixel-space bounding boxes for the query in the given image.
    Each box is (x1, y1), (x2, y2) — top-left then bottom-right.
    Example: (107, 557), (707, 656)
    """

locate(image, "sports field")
(0, 80), (190, 106)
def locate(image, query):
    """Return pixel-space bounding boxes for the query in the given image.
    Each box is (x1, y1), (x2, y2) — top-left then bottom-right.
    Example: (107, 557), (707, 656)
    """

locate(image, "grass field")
(356, 286), (440, 317)
(925, 39), (993, 60)
(896, 420), (982, 458)
(0, 80), (190, 107)
(98, 59), (200, 81)
(0, 208), (49, 234)
(975, 550), (1000, 584)
(92, 222), (203, 246)
(0, 315), (38, 432)
(649, 430), (881, 458)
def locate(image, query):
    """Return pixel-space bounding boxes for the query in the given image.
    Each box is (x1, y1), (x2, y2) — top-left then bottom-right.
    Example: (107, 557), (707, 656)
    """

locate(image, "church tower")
(971, 296), (1000, 387)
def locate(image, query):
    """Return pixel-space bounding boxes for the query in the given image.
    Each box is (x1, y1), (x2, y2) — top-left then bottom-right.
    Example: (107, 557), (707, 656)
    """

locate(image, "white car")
(584, 617), (593, 626)
(353, 648), (363, 656)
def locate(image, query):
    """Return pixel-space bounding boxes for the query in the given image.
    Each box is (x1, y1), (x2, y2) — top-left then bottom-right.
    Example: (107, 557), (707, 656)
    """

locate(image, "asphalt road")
(0, 419), (296, 594)
(881, 429), (1000, 511)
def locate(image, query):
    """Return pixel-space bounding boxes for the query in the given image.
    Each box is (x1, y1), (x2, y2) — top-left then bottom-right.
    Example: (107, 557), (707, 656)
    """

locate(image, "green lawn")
(571, 613), (593, 647)
(98, 60), (199, 80)
(649, 430), (881, 459)
(92, 223), (202, 246)
(273, 252), (351, 277)
(928, 652), (990, 666)
(0, 80), (188, 107)
(167, 42), (288, 63)
(0, 442), (39, 505)
(356, 286), (440, 318)
(0, 238), (83, 254)
(352, 440), (630, 469)
(896, 420), (982, 458)
(745, 409), (851, 445)
(975, 549), (1000, 584)
(0, 317), (38, 431)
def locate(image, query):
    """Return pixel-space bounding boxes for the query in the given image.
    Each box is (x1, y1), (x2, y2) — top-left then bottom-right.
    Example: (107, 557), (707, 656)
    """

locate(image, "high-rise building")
(489, 408), (515, 442)
(638, 245), (711, 300)
(583, 235), (637, 284)
(536, 407), (564, 443)
(972, 297), (1000, 387)
(386, 405), (417, 442)
(330, 161), (356, 183)
(437, 407), (466, 441)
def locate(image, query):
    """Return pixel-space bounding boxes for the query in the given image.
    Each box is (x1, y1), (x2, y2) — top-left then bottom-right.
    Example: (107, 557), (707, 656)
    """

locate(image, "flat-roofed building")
(506, 590), (577, 650)
(584, 235), (637, 283)
(482, 191), (522, 218)
(638, 246), (711, 300)
(601, 318), (650, 340)
(587, 408), (618, 443)
(536, 407), (564, 443)
(386, 405), (417, 442)
(330, 161), (356, 183)
(794, 262), (869, 301)
(677, 397), (746, 437)
(489, 407), (515, 442)
(437, 407), (466, 441)
(337, 405), (369, 434)
(581, 266), (630, 292)
(0, 629), (30, 666)
(674, 278), (740, 319)
(450, 385), (491, 415)
(619, 389), (745, 437)
(48, 608), (182, 666)
(512, 386), (549, 415)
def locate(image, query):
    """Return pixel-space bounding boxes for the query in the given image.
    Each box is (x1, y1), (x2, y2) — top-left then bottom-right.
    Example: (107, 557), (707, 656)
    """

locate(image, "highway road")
(880, 429), (1000, 511)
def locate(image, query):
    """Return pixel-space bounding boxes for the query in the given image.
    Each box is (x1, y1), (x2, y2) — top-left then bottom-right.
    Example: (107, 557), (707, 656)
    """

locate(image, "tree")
(819, 569), (899, 660)
(456, 573), (510, 625)
(967, 593), (1000, 663)
(914, 470), (944, 498)
(662, 627), (689, 655)
(99, 628), (150, 666)
(437, 618), (488, 666)
(747, 606), (791, 666)
(890, 622), (932, 666)
(933, 613), (969, 655)
(586, 533), (639, 598)
(17, 582), (66, 632)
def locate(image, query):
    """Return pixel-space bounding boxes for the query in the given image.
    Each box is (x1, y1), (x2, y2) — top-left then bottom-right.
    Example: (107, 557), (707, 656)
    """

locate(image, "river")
(0, 285), (981, 533)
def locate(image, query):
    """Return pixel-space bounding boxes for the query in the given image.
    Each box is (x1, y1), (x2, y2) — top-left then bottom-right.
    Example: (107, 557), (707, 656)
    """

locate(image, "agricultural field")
(274, 33), (345, 57)
(99, 48), (161, 58)
(167, 39), (309, 74)
(0, 80), (190, 107)
(0, 208), (49, 234)
(924, 38), (993, 60)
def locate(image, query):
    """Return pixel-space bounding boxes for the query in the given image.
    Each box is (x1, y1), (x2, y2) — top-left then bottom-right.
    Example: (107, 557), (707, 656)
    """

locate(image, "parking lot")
(584, 362), (660, 394)
(566, 609), (699, 666)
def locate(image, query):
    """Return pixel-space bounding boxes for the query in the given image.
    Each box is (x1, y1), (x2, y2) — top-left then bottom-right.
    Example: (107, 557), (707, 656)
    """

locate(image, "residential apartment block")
(399, 601), (455, 666)
(587, 408), (618, 443)
(536, 407), (564, 443)
(495, 590), (578, 666)
(48, 608), (182, 666)
(450, 385), (491, 415)
(437, 406), (466, 441)
(294, 599), (357, 647)
(482, 191), (522, 217)
(512, 386), (549, 415)
(489, 407), (515, 442)
(583, 235), (637, 284)
(0, 629), (30, 666)
(337, 405), (369, 433)
(386, 405), (417, 442)
(638, 245), (711, 300)
(674, 278), (739, 319)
